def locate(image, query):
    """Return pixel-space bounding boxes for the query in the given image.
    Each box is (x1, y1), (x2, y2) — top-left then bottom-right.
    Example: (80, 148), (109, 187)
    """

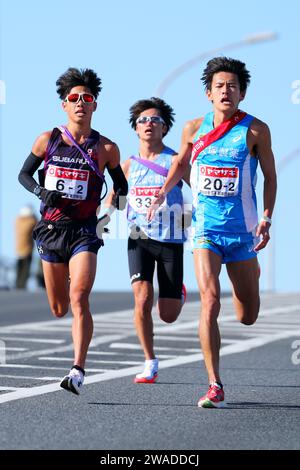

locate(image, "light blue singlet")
(190, 112), (258, 246)
(127, 146), (185, 243)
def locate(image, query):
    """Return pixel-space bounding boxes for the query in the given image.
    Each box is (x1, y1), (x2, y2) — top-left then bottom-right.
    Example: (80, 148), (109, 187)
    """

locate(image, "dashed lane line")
(0, 375), (62, 382)
(37, 357), (142, 365)
(0, 364), (108, 372)
(0, 326), (299, 405)
(109, 343), (200, 353)
(0, 336), (66, 344)
(4, 334), (125, 362)
(0, 299), (299, 404)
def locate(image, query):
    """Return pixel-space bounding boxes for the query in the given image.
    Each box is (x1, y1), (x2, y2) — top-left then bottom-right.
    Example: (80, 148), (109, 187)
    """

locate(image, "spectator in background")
(15, 205), (37, 289)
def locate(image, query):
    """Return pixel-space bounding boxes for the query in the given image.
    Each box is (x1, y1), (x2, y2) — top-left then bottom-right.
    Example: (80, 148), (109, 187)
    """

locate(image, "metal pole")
(266, 148), (300, 291)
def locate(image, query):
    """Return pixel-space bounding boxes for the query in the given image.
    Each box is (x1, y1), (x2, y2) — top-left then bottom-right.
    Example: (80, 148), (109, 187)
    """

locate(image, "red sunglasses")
(64, 92), (95, 104)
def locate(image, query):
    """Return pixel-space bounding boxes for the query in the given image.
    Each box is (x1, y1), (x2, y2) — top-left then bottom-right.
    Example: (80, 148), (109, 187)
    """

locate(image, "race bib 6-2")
(45, 165), (89, 200)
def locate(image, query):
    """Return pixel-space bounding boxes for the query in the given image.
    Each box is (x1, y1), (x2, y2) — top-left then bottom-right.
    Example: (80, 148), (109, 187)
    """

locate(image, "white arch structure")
(154, 32), (278, 97)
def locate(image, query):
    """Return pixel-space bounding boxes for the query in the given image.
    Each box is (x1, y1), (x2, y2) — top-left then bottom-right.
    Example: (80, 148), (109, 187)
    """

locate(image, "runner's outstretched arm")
(147, 122), (193, 221)
(97, 159), (130, 235)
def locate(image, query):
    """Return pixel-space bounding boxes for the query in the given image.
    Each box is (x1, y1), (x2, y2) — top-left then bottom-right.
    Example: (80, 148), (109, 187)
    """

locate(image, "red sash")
(191, 110), (247, 165)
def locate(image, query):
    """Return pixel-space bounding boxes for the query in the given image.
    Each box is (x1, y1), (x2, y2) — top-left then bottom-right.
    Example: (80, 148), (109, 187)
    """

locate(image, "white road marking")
(109, 342), (200, 353)
(0, 347), (27, 351)
(4, 334), (125, 362)
(1, 326), (299, 404)
(87, 350), (175, 358)
(0, 336), (65, 344)
(0, 299), (299, 404)
(0, 331), (65, 344)
(0, 374), (62, 381)
(154, 335), (199, 342)
(0, 364), (108, 372)
(154, 335), (235, 344)
(0, 386), (27, 391)
(0, 309), (134, 334)
(38, 357), (142, 365)
(90, 335), (127, 347)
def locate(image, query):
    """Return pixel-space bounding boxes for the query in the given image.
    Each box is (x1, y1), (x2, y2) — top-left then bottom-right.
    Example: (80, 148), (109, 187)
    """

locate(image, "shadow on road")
(226, 402), (300, 410)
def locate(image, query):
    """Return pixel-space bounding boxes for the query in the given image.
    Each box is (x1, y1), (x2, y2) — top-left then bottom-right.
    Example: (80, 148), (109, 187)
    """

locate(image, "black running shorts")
(33, 217), (103, 263)
(128, 235), (183, 299)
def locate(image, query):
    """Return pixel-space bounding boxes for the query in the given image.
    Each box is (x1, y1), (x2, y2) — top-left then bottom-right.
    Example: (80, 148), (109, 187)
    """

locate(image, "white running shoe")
(60, 367), (84, 395)
(134, 359), (159, 383)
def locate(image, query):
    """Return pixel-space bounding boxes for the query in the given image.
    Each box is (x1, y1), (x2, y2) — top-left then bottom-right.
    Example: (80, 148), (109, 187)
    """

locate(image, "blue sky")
(0, 0), (299, 292)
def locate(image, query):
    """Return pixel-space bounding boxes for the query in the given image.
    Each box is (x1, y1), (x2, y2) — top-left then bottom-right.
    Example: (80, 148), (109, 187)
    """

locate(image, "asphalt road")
(0, 290), (299, 452)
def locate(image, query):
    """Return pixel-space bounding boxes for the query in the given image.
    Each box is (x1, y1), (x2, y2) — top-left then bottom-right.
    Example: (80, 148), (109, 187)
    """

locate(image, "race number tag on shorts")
(45, 165), (89, 200)
(128, 186), (166, 213)
(198, 165), (239, 197)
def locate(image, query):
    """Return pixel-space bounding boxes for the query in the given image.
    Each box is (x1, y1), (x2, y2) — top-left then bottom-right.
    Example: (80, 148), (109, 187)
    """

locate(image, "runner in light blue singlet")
(103, 98), (190, 384)
(190, 111), (259, 262)
(127, 146), (186, 243)
(146, 57), (277, 408)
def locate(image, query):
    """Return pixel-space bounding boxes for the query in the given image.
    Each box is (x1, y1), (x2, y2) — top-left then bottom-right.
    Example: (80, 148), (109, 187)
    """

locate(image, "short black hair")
(129, 97), (175, 136)
(56, 67), (102, 100)
(201, 57), (251, 92)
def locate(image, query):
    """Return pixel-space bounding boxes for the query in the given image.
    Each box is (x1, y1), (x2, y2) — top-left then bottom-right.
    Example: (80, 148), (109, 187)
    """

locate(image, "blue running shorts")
(193, 233), (258, 263)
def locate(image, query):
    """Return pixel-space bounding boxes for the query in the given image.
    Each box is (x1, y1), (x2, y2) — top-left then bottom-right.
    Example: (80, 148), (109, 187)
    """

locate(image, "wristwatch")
(33, 185), (43, 199)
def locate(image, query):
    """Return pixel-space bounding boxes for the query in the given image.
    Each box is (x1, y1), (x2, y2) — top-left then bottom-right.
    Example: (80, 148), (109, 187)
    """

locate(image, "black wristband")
(33, 185), (43, 198)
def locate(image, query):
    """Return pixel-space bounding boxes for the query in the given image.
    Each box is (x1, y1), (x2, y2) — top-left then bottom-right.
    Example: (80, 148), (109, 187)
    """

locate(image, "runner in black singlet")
(18, 68), (128, 395)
